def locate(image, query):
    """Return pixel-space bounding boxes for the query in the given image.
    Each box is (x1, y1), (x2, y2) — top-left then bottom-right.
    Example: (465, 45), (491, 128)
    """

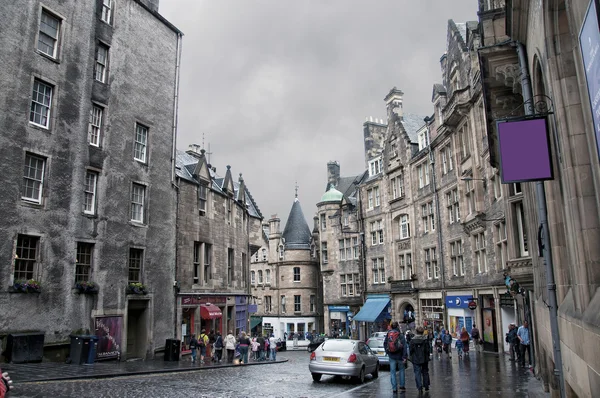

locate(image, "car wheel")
(372, 364), (379, 379)
(312, 373), (322, 382)
(354, 367), (365, 384)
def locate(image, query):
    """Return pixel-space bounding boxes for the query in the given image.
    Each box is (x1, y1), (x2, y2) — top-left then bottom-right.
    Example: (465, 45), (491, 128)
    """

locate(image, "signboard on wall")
(497, 117), (554, 183)
(95, 316), (123, 360)
(580, 0), (600, 161)
(445, 295), (473, 308)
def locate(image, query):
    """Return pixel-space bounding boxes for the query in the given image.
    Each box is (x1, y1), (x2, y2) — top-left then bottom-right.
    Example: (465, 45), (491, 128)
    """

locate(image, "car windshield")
(367, 339), (384, 348)
(320, 340), (354, 351)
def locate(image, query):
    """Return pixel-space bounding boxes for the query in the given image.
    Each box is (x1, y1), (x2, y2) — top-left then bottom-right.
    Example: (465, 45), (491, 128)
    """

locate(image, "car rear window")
(368, 339), (384, 348)
(321, 340), (354, 351)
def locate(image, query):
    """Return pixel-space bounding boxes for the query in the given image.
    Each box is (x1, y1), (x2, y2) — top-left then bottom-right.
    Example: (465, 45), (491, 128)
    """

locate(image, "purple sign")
(497, 118), (553, 183)
(579, 0), (600, 161)
(95, 316), (123, 359)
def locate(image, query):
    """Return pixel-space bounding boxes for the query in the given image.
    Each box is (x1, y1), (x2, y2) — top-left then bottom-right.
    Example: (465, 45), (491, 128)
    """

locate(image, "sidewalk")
(1, 355), (287, 384)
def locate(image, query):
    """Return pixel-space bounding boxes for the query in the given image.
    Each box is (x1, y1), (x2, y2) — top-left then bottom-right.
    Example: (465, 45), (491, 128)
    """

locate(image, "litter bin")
(85, 335), (98, 364)
(69, 335), (91, 365)
(164, 338), (180, 361)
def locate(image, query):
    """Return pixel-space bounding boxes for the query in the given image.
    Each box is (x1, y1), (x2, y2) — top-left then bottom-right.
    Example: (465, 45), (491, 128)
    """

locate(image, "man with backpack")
(189, 334), (198, 364)
(410, 326), (431, 393)
(384, 321), (408, 393)
(471, 324), (482, 353)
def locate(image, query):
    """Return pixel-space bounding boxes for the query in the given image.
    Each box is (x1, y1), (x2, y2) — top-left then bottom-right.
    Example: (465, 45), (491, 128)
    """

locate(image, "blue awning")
(353, 297), (390, 322)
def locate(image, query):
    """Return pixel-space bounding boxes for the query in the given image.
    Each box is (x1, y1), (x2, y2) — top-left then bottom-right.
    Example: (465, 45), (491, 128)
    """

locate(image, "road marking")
(326, 380), (371, 397)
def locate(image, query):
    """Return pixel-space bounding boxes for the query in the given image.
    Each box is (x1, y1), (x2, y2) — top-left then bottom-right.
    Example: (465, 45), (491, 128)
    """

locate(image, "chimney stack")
(384, 87), (404, 121)
(327, 161), (340, 190)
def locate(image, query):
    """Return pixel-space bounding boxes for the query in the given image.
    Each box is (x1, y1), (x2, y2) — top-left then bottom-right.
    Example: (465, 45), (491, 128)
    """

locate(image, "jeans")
(271, 348), (277, 361)
(413, 363), (430, 390)
(191, 347), (197, 362)
(388, 357), (406, 390)
(240, 346), (249, 364)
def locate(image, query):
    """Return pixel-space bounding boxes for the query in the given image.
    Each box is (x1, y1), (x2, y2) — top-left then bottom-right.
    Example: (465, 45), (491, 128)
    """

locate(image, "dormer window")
(417, 130), (429, 151)
(368, 157), (382, 177)
(278, 244), (284, 260)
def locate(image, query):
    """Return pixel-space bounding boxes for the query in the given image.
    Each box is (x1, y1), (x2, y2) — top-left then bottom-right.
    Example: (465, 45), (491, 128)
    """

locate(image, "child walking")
(455, 338), (464, 359)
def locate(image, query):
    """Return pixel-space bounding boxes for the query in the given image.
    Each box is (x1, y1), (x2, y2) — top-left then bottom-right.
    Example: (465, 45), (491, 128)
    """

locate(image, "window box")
(126, 282), (148, 295)
(11, 279), (41, 293)
(74, 281), (99, 294)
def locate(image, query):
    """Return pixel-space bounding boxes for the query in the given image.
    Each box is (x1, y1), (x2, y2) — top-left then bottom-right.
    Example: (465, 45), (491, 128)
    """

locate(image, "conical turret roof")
(282, 198), (311, 250)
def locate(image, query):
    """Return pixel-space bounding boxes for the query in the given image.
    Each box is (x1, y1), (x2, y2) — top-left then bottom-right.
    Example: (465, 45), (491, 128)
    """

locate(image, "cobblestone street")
(9, 349), (546, 398)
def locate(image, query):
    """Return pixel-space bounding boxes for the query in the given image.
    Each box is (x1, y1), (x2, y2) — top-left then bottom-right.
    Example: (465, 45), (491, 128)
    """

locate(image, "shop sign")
(445, 295), (473, 309)
(328, 305), (350, 312)
(468, 300), (478, 310)
(182, 296), (227, 305)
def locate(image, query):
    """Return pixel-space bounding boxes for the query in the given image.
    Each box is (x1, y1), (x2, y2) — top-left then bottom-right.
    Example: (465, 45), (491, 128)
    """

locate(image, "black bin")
(69, 335), (91, 365)
(4, 332), (45, 363)
(164, 338), (180, 361)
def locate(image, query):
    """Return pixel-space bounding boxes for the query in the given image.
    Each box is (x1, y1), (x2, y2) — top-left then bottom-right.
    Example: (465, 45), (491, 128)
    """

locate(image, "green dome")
(320, 187), (344, 203)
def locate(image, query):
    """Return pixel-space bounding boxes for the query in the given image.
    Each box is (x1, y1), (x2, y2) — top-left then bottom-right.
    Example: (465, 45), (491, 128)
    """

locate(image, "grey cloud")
(161, 0), (477, 224)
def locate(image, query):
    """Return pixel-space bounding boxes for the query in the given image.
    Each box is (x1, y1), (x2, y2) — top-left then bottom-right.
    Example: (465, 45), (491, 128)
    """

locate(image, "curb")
(15, 358), (289, 384)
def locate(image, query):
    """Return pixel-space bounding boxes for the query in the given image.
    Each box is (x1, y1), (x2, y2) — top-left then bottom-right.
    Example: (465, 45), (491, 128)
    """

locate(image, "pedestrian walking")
(471, 324), (482, 353)
(459, 327), (470, 356)
(384, 321), (408, 393)
(207, 329), (215, 361)
(517, 321), (532, 368)
(189, 335), (198, 363)
(225, 330), (236, 363)
(269, 334), (277, 361)
(238, 331), (251, 364)
(506, 324), (519, 362)
(455, 338), (464, 360)
(251, 337), (259, 360)
(442, 329), (452, 359)
(257, 334), (265, 361)
(409, 326), (431, 393)
(214, 331), (223, 362)
(199, 329), (209, 363)
(293, 332), (299, 348)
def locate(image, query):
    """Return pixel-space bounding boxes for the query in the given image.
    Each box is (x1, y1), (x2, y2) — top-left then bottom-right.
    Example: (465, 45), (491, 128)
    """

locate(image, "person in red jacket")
(1, 369), (13, 397)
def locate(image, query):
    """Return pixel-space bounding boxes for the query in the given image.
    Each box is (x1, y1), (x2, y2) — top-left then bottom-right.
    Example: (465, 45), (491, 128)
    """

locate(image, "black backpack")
(410, 336), (428, 364)
(189, 337), (198, 349)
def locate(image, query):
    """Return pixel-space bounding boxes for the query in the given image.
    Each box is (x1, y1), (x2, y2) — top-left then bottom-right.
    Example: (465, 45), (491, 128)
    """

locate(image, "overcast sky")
(159, 0), (478, 228)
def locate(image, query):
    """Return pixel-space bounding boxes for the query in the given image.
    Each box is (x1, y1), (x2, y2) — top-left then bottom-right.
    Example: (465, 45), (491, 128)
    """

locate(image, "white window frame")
(89, 105), (103, 147)
(320, 213), (326, 230)
(258, 270), (263, 284)
(134, 123), (148, 163)
(515, 202), (529, 257)
(30, 79), (53, 129)
(352, 237), (359, 259)
(22, 153), (46, 204)
(495, 221), (508, 269)
(465, 179), (475, 215)
(474, 232), (487, 273)
(368, 157), (382, 176)
(198, 183), (208, 213)
(265, 269), (271, 284)
(95, 43), (109, 83)
(425, 248), (432, 280)
(251, 270), (256, 285)
(367, 188), (374, 209)
(374, 186), (380, 207)
(38, 9), (61, 58)
(293, 267), (300, 282)
(321, 242), (328, 264)
(399, 215), (410, 239)
(130, 183), (145, 223)
(101, 0), (113, 24)
(294, 295), (301, 312)
(450, 240), (464, 276)
(83, 170), (98, 215)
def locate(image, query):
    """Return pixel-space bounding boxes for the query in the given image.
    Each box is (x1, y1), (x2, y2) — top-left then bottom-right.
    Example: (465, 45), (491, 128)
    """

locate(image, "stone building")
(250, 196), (321, 342)
(174, 146), (264, 349)
(315, 162), (367, 337)
(0, 0), (181, 360)
(322, 20), (532, 351)
(478, 0), (600, 395)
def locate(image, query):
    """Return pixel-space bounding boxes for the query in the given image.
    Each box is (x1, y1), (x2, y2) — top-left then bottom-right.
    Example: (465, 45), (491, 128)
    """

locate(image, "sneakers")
(399, 386), (406, 391)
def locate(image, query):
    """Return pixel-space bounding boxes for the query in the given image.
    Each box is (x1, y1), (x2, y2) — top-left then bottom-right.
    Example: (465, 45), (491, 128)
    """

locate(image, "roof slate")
(401, 113), (427, 143)
(282, 199), (312, 250)
(175, 150), (263, 218)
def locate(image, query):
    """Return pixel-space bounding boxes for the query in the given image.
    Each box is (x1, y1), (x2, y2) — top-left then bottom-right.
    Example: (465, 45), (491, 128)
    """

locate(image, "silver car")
(367, 337), (389, 366)
(309, 339), (379, 383)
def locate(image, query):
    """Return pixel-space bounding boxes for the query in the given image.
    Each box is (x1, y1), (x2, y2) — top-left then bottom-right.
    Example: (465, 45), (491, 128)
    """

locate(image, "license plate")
(323, 356), (340, 362)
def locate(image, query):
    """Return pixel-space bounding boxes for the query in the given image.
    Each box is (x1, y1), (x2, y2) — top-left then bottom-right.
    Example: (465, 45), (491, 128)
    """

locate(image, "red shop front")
(181, 296), (224, 351)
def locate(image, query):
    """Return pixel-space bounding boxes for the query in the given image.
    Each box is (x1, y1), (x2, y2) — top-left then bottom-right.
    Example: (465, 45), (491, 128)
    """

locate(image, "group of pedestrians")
(384, 322), (431, 394)
(506, 321), (532, 368)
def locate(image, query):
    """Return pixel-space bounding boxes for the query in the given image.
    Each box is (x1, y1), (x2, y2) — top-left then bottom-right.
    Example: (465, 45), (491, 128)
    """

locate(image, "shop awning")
(200, 304), (222, 319)
(250, 316), (262, 330)
(353, 297), (390, 322)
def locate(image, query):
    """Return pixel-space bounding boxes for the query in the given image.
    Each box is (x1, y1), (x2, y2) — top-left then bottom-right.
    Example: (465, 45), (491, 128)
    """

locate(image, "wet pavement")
(4, 349), (549, 397)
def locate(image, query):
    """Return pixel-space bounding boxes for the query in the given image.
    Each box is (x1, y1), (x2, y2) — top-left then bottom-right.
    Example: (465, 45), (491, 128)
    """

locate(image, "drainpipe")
(515, 41), (565, 398)
(425, 118), (446, 329)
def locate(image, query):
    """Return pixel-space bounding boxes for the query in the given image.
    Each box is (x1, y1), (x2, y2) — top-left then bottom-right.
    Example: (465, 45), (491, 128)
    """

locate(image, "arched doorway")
(397, 301), (416, 331)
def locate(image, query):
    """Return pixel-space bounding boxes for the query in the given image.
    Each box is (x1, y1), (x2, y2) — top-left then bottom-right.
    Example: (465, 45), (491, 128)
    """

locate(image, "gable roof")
(282, 198), (312, 250)
(175, 150), (263, 219)
(401, 113), (427, 143)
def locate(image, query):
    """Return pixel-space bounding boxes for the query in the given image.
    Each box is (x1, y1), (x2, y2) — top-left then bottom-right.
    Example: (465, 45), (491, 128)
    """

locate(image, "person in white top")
(269, 334), (278, 361)
(225, 330), (237, 363)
